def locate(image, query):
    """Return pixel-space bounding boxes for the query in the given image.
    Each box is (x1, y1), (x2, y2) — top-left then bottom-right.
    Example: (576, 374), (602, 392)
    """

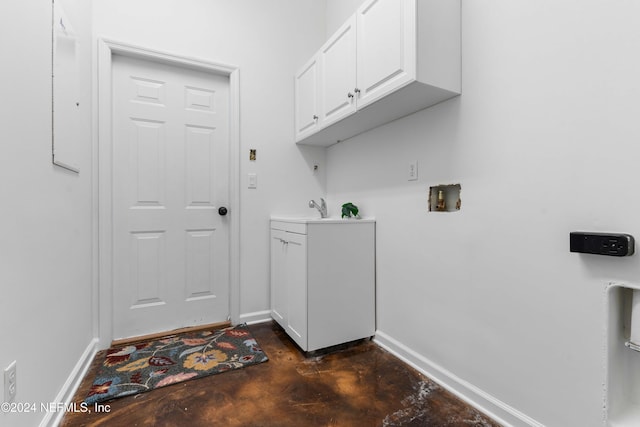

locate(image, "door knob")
(218, 206), (228, 216)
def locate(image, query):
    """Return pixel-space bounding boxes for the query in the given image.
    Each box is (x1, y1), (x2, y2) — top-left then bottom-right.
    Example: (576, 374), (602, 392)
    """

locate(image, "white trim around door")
(94, 38), (241, 348)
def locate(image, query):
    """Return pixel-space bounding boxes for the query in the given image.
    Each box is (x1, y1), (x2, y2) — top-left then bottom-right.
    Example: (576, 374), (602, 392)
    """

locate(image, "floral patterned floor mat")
(85, 323), (268, 404)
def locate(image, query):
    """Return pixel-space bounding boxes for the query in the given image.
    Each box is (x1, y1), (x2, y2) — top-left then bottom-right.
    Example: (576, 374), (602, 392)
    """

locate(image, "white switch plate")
(408, 161), (418, 181)
(248, 173), (257, 189)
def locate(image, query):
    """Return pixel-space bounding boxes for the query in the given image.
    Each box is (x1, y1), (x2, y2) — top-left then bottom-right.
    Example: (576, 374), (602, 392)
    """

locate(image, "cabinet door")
(284, 232), (307, 350)
(319, 15), (357, 128)
(294, 55), (321, 142)
(270, 229), (287, 329)
(356, 0), (416, 109)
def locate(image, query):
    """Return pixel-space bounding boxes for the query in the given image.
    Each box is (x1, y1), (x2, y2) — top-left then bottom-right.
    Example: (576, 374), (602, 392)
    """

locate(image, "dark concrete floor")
(61, 321), (501, 426)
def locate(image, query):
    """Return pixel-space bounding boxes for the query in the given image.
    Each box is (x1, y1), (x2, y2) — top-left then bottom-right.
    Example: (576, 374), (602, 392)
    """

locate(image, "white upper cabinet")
(319, 15), (357, 128)
(294, 54), (321, 141)
(295, 0), (460, 146)
(356, 0), (416, 109)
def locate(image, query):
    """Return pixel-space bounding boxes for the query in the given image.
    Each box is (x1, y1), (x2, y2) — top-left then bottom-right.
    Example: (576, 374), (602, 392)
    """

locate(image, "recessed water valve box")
(570, 232), (634, 257)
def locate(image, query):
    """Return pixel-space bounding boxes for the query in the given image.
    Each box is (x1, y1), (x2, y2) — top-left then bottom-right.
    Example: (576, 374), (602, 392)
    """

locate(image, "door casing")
(94, 39), (241, 348)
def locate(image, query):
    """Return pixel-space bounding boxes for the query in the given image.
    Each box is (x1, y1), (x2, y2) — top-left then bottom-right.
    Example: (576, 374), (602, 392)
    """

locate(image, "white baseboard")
(40, 338), (99, 427)
(239, 310), (272, 325)
(374, 330), (543, 427)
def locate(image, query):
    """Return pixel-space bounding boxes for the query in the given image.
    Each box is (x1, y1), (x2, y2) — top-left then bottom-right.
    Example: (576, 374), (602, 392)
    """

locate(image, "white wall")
(325, 1), (640, 426)
(0, 0), (94, 425)
(325, 0), (365, 38)
(7, 1), (638, 425)
(92, 0), (327, 322)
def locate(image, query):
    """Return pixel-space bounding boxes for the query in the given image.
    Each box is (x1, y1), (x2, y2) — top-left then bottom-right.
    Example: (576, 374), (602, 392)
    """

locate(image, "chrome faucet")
(308, 198), (327, 218)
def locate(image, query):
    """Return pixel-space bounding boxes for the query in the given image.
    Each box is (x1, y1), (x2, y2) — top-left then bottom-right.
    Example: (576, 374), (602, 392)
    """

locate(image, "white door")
(111, 54), (230, 339)
(319, 15), (357, 127)
(294, 54), (321, 141)
(356, 0), (416, 108)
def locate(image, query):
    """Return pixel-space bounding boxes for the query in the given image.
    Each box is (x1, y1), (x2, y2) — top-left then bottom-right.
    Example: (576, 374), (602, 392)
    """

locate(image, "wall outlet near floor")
(4, 361), (16, 403)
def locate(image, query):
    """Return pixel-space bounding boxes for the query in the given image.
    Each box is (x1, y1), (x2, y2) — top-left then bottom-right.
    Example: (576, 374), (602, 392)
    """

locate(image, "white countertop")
(270, 216), (375, 224)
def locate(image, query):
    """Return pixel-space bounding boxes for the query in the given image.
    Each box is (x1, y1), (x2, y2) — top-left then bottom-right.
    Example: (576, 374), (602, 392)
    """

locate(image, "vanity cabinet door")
(356, 0), (416, 109)
(270, 229), (287, 329)
(284, 232), (307, 350)
(294, 54), (321, 141)
(319, 15), (357, 128)
(270, 227), (308, 350)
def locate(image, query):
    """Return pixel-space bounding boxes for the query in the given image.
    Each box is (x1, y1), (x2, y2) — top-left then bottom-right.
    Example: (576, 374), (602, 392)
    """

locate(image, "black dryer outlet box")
(570, 232), (635, 257)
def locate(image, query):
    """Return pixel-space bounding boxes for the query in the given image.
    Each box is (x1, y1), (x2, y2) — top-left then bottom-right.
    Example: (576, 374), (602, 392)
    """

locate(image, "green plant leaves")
(341, 202), (359, 218)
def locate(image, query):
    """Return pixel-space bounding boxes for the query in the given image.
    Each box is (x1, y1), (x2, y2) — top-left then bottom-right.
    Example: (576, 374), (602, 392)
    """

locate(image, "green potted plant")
(341, 202), (359, 219)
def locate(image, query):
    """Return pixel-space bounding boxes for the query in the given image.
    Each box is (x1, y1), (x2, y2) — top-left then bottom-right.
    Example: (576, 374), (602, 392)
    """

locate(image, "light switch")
(248, 173), (257, 189)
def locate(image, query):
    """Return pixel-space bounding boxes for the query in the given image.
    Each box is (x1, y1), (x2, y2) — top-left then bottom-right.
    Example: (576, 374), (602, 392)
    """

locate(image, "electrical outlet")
(408, 161), (418, 181)
(4, 361), (16, 403)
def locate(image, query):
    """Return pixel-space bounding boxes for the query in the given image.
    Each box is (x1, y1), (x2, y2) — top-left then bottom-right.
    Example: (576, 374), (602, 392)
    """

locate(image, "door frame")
(94, 38), (241, 348)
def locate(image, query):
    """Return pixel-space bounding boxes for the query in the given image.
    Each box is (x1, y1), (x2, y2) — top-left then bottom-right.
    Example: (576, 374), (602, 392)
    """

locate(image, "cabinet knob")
(354, 88), (361, 94)
(218, 206), (228, 216)
(347, 92), (354, 98)
(313, 115), (318, 120)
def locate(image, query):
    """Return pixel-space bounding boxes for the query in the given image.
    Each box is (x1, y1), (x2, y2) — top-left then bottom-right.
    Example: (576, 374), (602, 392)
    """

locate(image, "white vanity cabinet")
(295, 0), (461, 146)
(270, 218), (376, 352)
